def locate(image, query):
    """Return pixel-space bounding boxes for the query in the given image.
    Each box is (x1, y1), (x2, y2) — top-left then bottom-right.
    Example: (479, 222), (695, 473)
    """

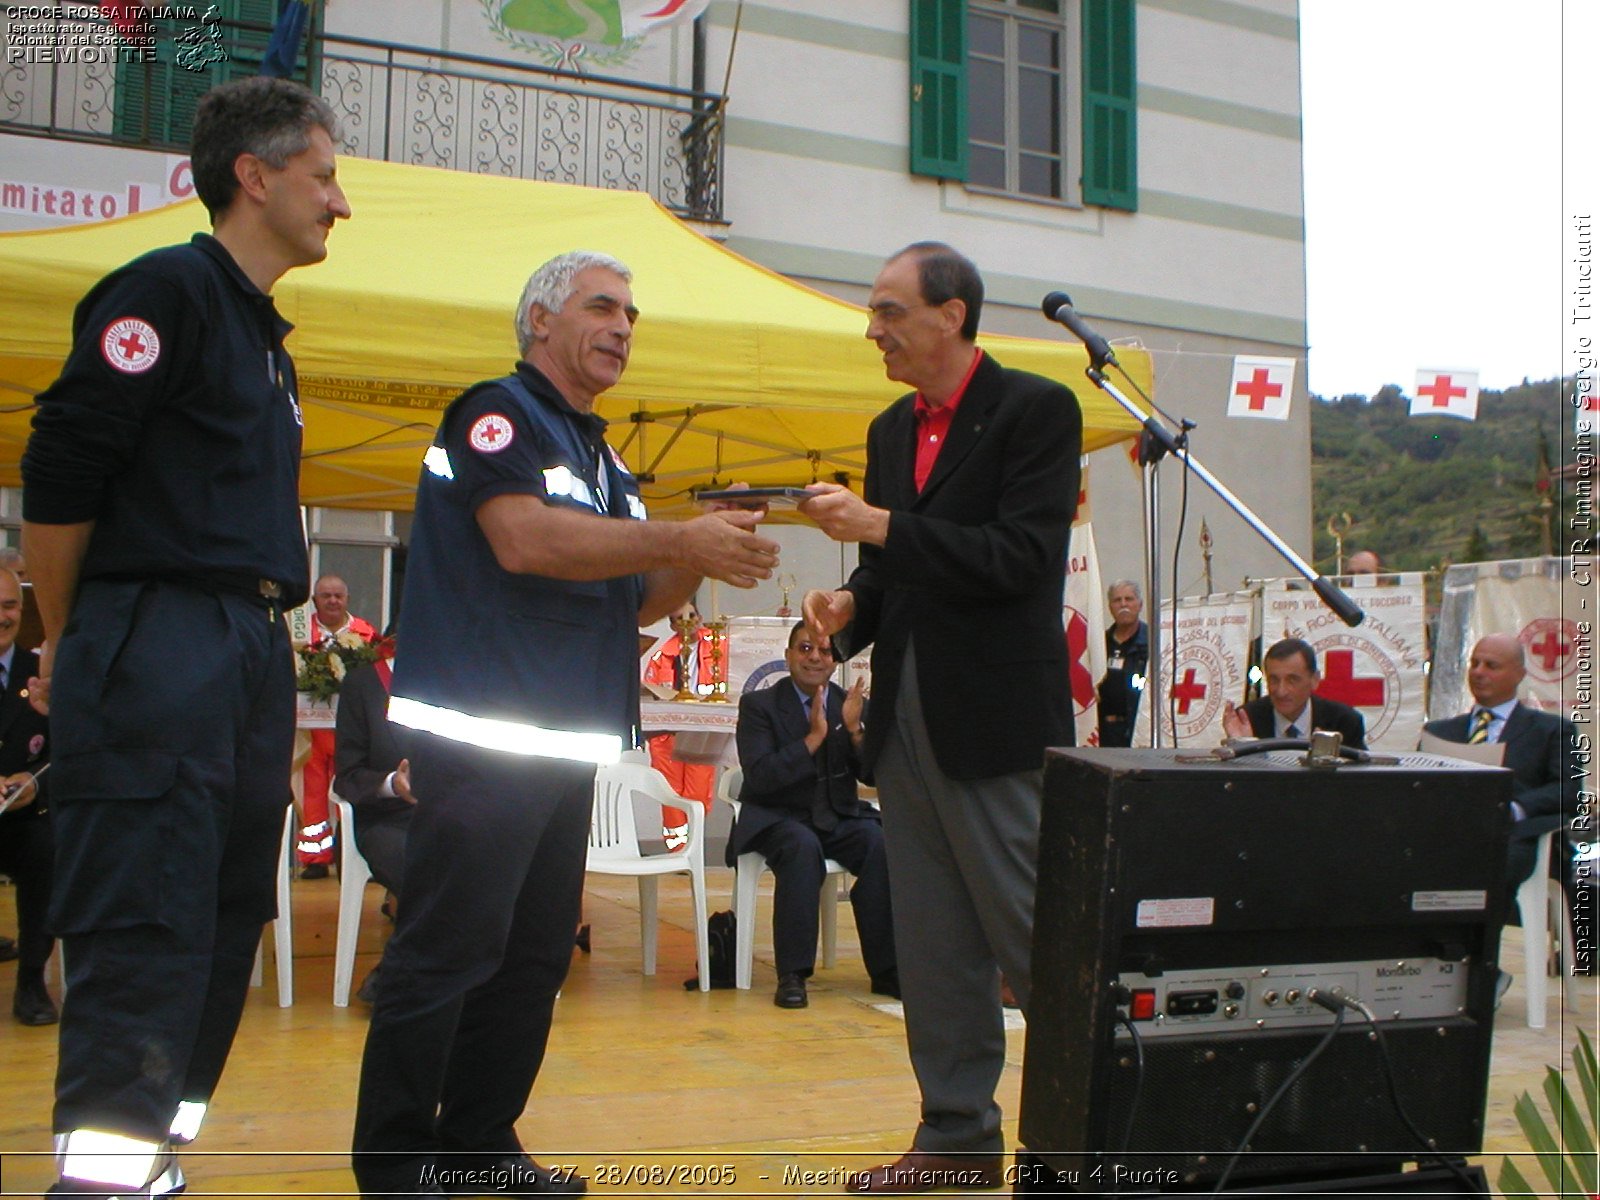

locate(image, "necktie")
(1285, 723), (1301, 739)
(807, 697), (839, 833)
(1467, 708), (1492, 744)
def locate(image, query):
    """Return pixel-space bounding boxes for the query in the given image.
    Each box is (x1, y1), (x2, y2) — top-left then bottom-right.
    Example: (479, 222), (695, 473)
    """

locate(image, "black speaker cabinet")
(1018, 748), (1511, 1193)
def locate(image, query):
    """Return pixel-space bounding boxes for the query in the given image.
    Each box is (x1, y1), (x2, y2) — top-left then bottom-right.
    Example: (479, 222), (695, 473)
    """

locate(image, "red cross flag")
(1226, 356), (1295, 420)
(1409, 368), (1479, 421)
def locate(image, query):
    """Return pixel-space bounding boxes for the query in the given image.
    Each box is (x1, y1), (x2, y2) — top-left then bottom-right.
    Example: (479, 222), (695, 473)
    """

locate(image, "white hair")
(1107, 579), (1142, 601)
(514, 250), (633, 354)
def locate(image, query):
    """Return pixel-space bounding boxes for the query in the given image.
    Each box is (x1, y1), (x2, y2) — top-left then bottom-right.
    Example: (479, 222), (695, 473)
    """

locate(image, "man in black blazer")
(801, 243), (1080, 1192)
(332, 644), (412, 1002)
(1223, 637), (1366, 748)
(731, 622), (895, 1009)
(0, 567), (56, 1025)
(332, 647), (412, 899)
(1423, 633), (1578, 888)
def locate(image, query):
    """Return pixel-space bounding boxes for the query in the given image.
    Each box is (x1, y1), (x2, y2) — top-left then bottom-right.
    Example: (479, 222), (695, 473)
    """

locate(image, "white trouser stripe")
(169, 1100), (207, 1143)
(59, 1129), (163, 1188)
(387, 695), (622, 765)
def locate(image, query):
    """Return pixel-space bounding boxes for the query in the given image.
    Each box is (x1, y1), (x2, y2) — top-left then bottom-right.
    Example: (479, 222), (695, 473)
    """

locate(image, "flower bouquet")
(294, 629), (389, 703)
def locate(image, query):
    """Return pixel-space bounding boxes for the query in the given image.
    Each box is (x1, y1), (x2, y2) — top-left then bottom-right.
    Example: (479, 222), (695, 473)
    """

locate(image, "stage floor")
(0, 869), (1593, 1196)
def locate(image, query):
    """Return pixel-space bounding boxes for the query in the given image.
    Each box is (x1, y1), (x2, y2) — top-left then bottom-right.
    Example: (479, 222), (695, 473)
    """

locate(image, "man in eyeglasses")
(800, 242), (1081, 1193)
(730, 621), (895, 1009)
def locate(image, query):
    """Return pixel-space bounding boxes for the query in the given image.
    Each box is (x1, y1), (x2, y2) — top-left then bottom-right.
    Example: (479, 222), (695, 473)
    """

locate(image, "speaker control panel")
(1114, 957), (1469, 1036)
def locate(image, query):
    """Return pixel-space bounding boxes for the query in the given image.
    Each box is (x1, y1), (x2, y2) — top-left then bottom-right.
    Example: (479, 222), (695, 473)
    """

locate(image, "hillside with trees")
(1311, 377), (1581, 573)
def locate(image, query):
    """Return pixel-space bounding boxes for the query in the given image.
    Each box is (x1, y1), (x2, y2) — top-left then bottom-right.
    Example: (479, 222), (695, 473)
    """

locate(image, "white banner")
(1410, 368), (1480, 421)
(1132, 592), (1255, 748)
(724, 616), (796, 696)
(1465, 563), (1591, 718)
(1258, 575), (1429, 751)
(1064, 521), (1107, 747)
(1227, 355), (1295, 421)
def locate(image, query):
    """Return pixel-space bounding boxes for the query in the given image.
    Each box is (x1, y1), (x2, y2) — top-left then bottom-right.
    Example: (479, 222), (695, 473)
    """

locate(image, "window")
(968, 0), (1071, 201)
(909, 0), (1136, 211)
(114, 1), (312, 147)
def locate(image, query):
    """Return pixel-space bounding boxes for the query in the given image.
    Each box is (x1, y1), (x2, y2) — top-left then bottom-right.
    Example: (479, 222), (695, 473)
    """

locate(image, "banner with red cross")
(1130, 592), (1255, 748)
(1226, 356), (1296, 421)
(1445, 558), (1593, 721)
(1260, 575), (1429, 752)
(1409, 368), (1480, 421)
(1063, 507), (1107, 748)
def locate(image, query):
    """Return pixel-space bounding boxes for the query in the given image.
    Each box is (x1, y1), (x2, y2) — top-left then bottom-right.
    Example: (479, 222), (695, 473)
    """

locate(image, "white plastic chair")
(1517, 830), (1577, 1029)
(718, 767), (848, 991)
(587, 760), (710, 991)
(250, 804), (295, 1007)
(331, 795), (380, 1007)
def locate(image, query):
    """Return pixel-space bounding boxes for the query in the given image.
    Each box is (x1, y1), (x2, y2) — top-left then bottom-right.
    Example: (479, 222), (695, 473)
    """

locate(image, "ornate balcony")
(0, 14), (724, 222)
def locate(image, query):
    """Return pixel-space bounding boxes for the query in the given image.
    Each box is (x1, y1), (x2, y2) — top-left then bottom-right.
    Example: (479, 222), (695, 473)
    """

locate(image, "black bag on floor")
(683, 909), (737, 990)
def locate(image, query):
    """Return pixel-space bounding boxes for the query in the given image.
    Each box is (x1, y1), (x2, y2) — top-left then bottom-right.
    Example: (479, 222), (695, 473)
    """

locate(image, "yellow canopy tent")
(0, 156), (1146, 515)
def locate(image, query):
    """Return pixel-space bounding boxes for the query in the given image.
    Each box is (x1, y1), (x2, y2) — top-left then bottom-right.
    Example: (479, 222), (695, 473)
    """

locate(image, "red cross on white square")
(1409, 368), (1479, 421)
(1227, 356), (1295, 421)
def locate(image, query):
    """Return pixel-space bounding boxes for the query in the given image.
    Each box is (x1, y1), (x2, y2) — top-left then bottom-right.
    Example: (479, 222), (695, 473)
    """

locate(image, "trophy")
(776, 572), (796, 618)
(670, 611), (699, 702)
(704, 617), (730, 702)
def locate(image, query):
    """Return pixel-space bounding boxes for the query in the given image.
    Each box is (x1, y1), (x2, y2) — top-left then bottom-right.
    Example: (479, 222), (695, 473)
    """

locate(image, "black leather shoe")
(14, 976), (58, 1025)
(356, 965), (382, 1005)
(299, 863), (330, 881)
(437, 1154), (586, 1195)
(774, 972), (808, 1009)
(871, 971), (901, 999)
(0, 934), (17, 962)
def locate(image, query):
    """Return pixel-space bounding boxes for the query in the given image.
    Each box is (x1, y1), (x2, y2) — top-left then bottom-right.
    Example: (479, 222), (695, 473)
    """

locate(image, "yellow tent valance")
(0, 156), (1148, 513)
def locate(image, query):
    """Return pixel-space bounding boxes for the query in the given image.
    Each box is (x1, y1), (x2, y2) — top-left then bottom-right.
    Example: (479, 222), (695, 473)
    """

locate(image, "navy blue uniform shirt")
(22, 233), (309, 605)
(390, 362), (648, 761)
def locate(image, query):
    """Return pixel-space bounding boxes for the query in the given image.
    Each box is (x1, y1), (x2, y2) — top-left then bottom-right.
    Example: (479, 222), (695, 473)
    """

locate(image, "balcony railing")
(0, 15), (725, 221)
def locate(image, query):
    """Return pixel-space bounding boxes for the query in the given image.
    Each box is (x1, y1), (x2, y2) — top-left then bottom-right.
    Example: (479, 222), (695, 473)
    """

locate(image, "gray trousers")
(874, 644), (1042, 1154)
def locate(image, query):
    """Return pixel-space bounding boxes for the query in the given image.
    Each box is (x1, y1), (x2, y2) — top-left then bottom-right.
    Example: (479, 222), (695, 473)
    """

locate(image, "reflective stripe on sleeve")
(423, 445), (454, 480)
(169, 1101), (207, 1144)
(387, 695), (622, 765)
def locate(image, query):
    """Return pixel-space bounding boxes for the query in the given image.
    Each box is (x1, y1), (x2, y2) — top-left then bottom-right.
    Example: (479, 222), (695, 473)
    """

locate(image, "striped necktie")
(1467, 708), (1493, 744)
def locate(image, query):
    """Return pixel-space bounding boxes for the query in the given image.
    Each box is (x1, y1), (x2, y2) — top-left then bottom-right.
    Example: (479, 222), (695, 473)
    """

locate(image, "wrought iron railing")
(0, 14), (725, 221)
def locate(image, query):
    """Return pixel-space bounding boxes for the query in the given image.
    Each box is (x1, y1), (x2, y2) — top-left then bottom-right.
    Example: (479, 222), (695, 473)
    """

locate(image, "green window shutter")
(114, 1), (299, 147)
(1081, 0), (1136, 210)
(909, 0), (967, 180)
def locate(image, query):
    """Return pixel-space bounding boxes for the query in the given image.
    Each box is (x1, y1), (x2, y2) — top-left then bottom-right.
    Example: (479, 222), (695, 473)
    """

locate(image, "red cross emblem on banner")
(1316, 649), (1385, 707)
(1416, 374), (1467, 408)
(1169, 668), (1208, 715)
(1529, 628), (1571, 671)
(1234, 368), (1283, 411)
(1065, 610), (1094, 713)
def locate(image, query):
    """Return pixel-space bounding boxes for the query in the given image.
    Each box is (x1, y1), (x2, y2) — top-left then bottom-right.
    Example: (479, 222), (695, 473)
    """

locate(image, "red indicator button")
(1130, 989), (1157, 1020)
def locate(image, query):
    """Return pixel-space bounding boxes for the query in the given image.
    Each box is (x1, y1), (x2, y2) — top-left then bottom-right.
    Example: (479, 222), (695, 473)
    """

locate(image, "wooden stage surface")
(0, 868), (1594, 1197)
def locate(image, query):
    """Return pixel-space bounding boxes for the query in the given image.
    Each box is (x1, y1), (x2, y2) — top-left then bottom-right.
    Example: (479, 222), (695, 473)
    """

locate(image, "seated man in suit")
(1423, 633), (1577, 889)
(1222, 637), (1367, 748)
(731, 621), (897, 1009)
(0, 566), (56, 1025)
(332, 638), (412, 1002)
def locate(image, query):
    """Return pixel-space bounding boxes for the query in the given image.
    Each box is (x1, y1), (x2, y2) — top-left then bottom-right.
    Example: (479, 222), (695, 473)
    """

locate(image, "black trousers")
(748, 814), (896, 982)
(353, 807), (412, 897)
(0, 807), (54, 977)
(49, 579), (293, 1140)
(351, 732), (593, 1197)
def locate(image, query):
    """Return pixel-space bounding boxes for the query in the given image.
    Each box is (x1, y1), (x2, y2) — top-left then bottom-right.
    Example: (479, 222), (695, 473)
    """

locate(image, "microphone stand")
(1072, 354), (1363, 747)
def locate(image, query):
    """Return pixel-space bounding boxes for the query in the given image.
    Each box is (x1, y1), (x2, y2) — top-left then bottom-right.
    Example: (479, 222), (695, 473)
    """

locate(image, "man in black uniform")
(1096, 579), (1148, 747)
(21, 76), (350, 1197)
(352, 250), (778, 1199)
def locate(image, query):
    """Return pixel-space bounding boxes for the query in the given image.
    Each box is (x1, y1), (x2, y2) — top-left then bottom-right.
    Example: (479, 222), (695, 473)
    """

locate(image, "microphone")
(1041, 291), (1117, 367)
